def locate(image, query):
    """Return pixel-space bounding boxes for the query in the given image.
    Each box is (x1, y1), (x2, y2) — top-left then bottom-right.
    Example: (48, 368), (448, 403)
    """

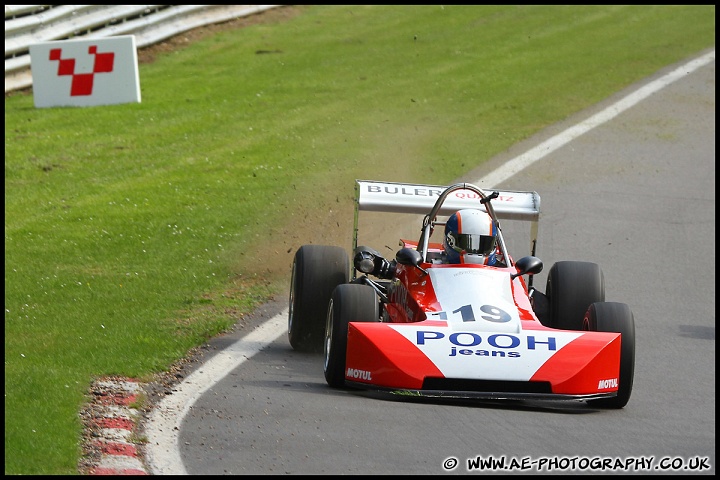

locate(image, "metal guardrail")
(5, 4), (282, 93)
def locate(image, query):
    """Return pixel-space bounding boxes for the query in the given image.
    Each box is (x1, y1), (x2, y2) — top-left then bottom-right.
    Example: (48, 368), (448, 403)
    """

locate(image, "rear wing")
(354, 179), (541, 257)
(356, 180), (540, 220)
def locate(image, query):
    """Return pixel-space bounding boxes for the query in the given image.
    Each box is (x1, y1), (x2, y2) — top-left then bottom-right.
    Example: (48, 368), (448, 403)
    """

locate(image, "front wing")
(344, 321), (621, 402)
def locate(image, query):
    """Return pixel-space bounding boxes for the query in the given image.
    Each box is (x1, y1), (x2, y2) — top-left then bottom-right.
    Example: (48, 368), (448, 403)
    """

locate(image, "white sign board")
(29, 36), (141, 108)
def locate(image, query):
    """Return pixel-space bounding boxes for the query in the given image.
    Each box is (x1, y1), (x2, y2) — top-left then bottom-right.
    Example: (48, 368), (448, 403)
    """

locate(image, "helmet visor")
(454, 234), (496, 255)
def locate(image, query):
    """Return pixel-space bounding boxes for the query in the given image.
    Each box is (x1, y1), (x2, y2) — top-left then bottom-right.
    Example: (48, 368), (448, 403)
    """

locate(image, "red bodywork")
(343, 242), (621, 399)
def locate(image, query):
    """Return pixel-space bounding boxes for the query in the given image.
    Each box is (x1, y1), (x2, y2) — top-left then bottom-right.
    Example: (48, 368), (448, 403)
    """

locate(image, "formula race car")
(288, 180), (635, 409)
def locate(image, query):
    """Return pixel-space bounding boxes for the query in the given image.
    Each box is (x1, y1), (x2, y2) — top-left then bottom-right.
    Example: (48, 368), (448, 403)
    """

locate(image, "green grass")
(4, 5), (715, 474)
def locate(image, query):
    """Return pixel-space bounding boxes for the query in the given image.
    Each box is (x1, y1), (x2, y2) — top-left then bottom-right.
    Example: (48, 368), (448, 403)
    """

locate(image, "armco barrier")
(5, 4), (281, 93)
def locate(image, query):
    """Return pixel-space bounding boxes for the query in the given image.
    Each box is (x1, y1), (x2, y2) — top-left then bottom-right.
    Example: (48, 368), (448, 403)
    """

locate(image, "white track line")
(144, 49), (715, 475)
(145, 313), (287, 475)
(478, 50), (715, 188)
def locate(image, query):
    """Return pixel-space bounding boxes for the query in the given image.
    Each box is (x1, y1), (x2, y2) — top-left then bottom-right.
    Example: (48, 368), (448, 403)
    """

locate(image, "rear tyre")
(288, 245), (349, 353)
(546, 261), (604, 330)
(324, 284), (379, 388)
(584, 302), (636, 409)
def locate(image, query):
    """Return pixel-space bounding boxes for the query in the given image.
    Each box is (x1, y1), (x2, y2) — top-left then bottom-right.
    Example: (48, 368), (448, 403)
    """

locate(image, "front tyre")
(546, 261), (604, 330)
(324, 284), (379, 388)
(288, 245), (349, 353)
(584, 302), (636, 409)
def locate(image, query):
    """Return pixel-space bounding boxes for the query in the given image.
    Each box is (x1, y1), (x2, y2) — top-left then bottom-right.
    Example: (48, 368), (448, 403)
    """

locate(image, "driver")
(443, 208), (504, 266)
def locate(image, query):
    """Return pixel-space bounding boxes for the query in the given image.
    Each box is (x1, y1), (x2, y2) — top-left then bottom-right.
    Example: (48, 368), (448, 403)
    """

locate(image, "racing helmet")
(444, 209), (498, 265)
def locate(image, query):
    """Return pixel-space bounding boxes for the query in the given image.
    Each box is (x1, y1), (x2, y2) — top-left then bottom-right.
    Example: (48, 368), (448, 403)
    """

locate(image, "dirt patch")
(139, 4), (331, 289)
(136, 5), (307, 65)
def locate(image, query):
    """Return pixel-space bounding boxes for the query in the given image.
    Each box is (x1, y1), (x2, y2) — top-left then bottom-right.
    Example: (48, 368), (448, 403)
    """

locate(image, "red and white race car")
(288, 180), (635, 409)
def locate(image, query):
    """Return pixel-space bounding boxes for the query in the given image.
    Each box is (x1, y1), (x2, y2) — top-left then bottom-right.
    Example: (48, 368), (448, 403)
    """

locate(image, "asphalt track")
(145, 48), (715, 475)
